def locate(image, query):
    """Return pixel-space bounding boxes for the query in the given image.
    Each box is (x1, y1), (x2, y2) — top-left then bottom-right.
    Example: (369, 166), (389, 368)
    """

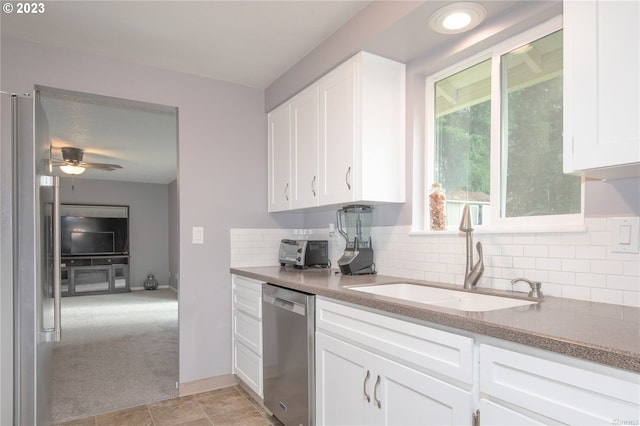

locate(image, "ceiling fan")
(52, 147), (123, 175)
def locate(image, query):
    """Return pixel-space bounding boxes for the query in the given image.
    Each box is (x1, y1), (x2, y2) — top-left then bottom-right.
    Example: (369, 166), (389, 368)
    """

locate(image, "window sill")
(409, 224), (587, 236)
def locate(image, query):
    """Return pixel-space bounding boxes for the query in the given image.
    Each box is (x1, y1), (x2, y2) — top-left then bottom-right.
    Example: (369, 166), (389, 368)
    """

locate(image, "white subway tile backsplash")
(548, 245), (575, 258)
(591, 288), (624, 305)
(624, 261), (640, 277)
(607, 275), (640, 292)
(562, 258), (592, 272)
(230, 217), (640, 307)
(561, 285), (591, 301)
(590, 260), (624, 275)
(575, 245), (607, 260)
(524, 245), (549, 258)
(512, 256), (535, 269)
(575, 272), (607, 288)
(589, 231), (611, 246)
(535, 257), (562, 271)
(623, 291), (640, 307)
(548, 270), (576, 286)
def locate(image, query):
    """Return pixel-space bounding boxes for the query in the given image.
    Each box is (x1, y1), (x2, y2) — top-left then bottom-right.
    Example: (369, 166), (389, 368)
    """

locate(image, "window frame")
(415, 15), (584, 234)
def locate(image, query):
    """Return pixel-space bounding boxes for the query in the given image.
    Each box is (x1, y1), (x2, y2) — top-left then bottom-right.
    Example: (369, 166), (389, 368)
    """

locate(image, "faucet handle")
(511, 278), (543, 299)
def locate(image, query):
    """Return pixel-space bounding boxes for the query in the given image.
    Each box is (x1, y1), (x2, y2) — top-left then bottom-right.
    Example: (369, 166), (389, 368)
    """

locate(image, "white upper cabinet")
(318, 59), (357, 205)
(320, 52), (406, 206)
(268, 51), (406, 212)
(291, 85), (320, 209)
(267, 103), (291, 212)
(563, 0), (640, 179)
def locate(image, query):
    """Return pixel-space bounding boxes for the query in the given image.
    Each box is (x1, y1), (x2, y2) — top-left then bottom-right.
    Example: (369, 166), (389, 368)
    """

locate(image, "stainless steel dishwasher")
(262, 283), (315, 426)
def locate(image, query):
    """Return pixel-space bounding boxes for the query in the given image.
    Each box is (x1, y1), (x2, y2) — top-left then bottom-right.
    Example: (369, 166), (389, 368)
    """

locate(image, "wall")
(0, 36), (302, 386)
(59, 177), (171, 288)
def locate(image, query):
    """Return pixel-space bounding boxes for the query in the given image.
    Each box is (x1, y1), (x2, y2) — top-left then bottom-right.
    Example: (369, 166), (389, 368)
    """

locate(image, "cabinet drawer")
(233, 310), (262, 356)
(480, 344), (640, 424)
(233, 340), (263, 397)
(316, 298), (474, 384)
(232, 275), (263, 319)
(62, 258), (91, 267)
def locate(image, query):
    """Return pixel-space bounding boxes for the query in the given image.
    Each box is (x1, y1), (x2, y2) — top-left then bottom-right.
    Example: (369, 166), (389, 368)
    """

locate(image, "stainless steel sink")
(349, 283), (537, 312)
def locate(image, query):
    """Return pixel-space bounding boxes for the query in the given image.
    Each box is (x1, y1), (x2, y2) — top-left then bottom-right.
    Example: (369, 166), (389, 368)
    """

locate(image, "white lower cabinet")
(317, 332), (472, 425)
(316, 298), (474, 426)
(231, 275), (264, 397)
(479, 343), (640, 425)
(315, 297), (640, 426)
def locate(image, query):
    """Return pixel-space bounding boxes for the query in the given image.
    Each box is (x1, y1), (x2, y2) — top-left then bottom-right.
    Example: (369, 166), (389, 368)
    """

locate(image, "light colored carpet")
(51, 289), (179, 423)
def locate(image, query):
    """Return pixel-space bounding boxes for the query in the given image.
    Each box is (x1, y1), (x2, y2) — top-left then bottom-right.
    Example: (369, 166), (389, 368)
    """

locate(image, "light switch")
(611, 218), (639, 253)
(192, 226), (204, 244)
(619, 225), (632, 245)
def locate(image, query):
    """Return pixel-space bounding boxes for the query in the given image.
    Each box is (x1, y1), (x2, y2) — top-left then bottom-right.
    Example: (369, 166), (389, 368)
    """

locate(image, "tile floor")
(53, 385), (283, 426)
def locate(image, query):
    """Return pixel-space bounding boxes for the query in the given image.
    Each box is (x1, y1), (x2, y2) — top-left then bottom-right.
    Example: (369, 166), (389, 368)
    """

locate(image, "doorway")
(35, 86), (180, 423)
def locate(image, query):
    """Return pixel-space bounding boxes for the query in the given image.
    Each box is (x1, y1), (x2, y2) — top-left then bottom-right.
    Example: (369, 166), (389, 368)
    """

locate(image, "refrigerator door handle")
(40, 175), (61, 342)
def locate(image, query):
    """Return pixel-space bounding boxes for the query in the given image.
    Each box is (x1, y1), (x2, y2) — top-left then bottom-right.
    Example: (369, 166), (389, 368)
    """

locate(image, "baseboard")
(178, 374), (239, 397)
(130, 284), (173, 291)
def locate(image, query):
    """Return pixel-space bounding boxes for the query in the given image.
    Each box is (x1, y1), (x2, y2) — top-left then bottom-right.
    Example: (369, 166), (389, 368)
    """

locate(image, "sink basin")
(349, 283), (537, 312)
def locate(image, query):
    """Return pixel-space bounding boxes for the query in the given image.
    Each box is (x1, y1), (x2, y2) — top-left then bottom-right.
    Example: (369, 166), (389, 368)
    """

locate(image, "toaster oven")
(279, 239), (330, 269)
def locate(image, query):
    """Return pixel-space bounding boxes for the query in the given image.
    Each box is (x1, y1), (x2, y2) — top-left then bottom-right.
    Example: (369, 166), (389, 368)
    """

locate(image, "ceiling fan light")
(60, 165), (86, 175)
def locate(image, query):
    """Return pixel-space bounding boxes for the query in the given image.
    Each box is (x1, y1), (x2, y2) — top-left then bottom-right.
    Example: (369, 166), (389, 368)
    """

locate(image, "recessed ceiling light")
(429, 2), (487, 35)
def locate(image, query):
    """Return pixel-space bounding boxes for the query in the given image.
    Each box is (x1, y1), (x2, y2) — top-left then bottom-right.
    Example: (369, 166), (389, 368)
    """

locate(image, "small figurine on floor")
(143, 273), (159, 290)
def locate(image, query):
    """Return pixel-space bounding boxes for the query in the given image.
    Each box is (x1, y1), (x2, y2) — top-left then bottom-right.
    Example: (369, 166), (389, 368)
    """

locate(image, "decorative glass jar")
(429, 182), (447, 231)
(143, 273), (159, 290)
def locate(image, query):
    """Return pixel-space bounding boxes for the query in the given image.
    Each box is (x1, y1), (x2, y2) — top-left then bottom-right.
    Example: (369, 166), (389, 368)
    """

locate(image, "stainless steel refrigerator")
(2, 88), (61, 425)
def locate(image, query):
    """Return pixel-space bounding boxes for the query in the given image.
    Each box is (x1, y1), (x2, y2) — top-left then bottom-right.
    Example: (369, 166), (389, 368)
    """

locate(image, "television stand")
(61, 255), (130, 296)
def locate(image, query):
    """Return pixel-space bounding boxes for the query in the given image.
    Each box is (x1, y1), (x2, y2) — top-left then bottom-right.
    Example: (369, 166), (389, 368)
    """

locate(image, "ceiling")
(38, 87), (178, 184)
(3, 1), (372, 89)
(3, 1), (560, 184)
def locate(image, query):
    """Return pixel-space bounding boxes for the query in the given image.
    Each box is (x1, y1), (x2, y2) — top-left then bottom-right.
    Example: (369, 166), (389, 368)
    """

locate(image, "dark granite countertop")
(231, 266), (640, 373)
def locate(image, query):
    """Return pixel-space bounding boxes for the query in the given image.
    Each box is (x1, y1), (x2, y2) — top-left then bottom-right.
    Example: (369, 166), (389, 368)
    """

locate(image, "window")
(422, 18), (582, 232)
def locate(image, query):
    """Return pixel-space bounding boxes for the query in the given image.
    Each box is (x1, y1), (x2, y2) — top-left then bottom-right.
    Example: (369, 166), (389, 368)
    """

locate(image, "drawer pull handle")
(363, 370), (371, 403)
(374, 375), (381, 409)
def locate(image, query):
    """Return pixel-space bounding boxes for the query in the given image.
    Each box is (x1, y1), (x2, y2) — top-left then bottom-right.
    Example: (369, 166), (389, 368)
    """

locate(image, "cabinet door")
(112, 264), (128, 290)
(564, 0), (640, 178)
(267, 103), (291, 212)
(291, 85), (320, 209)
(316, 332), (369, 426)
(233, 339), (263, 397)
(378, 355), (472, 426)
(319, 59), (357, 205)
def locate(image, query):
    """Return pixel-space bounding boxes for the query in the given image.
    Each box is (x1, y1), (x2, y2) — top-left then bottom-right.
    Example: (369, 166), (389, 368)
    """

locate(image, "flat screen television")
(61, 216), (128, 255)
(70, 231), (115, 255)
